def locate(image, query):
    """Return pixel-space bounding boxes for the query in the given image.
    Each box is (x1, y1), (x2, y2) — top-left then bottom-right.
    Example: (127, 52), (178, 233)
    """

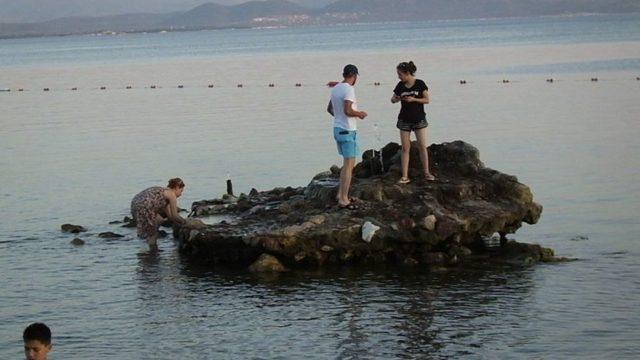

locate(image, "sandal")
(338, 203), (359, 210)
(425, 173), (436, 181)
(398, 177), (411, 184)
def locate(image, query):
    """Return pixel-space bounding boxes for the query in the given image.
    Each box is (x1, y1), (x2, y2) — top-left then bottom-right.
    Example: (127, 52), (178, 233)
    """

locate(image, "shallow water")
(1, 15), (640, 359)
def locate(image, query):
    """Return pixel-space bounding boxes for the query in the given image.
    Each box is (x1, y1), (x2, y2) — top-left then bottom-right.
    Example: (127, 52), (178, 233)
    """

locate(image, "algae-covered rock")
(175, 140), (556, 270)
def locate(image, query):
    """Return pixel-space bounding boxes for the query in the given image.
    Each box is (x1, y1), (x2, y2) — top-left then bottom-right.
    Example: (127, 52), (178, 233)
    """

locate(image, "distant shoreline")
(1, 12), (638, 41)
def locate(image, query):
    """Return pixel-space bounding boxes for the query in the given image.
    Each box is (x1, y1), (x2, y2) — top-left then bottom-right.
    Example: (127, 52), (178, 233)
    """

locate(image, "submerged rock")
(248, 254), (289, 273)
(70, 238), (85, 246)
(175, 140), (556, 270)
(98, 232), (124, 239)
(61, 224), (87, 233)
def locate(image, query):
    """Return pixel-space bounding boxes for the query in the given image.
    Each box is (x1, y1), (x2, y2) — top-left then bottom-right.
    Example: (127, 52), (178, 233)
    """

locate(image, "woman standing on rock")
(391, 61), (435, 183)
(130, 178), (187, 250)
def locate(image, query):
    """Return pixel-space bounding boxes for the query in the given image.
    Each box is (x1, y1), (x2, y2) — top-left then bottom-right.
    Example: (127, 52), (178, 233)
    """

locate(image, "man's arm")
(344, 100), (367, 119)
(327, 100), (334, 116)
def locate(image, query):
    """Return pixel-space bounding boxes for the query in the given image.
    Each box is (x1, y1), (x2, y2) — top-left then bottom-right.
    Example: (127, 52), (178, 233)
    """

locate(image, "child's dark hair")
(397, 61), (417, 75)
(168, 178), (185, 189)
(23, 323), (51, 345)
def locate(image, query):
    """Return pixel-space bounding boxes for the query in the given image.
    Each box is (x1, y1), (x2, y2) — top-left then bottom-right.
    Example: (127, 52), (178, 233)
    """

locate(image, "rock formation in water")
(174, 141), (562, 271)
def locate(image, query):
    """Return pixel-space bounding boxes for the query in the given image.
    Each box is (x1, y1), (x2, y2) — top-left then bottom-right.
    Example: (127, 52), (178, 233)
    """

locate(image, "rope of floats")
(1, 77), (639, 92)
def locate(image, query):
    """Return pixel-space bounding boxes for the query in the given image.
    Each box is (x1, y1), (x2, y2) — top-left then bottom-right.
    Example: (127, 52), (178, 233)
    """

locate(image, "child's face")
(24, 340), (51, 360)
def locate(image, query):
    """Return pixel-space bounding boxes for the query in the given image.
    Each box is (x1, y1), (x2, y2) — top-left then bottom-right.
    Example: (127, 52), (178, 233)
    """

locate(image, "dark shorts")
(397, 118), (428, 132)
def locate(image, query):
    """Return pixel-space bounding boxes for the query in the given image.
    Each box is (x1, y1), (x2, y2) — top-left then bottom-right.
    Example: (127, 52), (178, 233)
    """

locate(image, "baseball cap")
(343, 64), (359, 77)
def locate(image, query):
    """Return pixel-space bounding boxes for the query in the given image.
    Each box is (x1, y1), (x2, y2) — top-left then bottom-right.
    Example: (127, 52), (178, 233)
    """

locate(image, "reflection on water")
(132, 248), (538, 359)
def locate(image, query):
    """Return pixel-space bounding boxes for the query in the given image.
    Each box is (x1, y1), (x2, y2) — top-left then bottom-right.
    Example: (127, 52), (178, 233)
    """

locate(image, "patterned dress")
(130, 187), (168, 239)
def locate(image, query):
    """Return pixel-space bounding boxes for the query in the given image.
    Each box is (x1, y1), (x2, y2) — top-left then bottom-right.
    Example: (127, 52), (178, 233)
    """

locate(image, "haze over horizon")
(0, 0), (336, 23)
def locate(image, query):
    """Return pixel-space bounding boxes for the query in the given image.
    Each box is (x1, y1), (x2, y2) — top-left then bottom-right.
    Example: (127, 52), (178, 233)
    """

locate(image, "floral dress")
(130, 187), (168, 239)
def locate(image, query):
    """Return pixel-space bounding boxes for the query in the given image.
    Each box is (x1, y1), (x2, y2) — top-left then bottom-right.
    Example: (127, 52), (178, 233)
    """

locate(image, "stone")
(109, 220), (122, 224)
(330, 165), (341, 175)
(308, 215), (326, 225)
(158, 230), (168, 238)
(424, 252), (447, 265)
(403, 257), (419, 266)
(421, 215), (437, 231)
(185, 218), (207, 230)
(321, 245), (334, 252)
(70, 238), (85, 246)
(61, 224), (86, 233)
(98, 232), (124, 239)
(248, 254), (288, 273)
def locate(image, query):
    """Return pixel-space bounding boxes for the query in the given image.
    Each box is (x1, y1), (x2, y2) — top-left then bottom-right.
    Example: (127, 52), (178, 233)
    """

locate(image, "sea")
(1, 14), (639, 359)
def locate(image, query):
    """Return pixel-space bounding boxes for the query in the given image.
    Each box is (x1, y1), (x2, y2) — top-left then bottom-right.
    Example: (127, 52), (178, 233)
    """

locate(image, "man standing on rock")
(327, 64), (368, 209)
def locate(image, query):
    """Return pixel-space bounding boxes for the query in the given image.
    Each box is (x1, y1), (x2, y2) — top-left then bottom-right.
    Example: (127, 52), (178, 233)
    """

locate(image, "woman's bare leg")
(415, 127), (434, 179)
(400, 130), (412, 180)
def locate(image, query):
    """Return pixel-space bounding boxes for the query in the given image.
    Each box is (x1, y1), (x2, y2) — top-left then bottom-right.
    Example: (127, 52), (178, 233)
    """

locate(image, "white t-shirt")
(331, 82), (358, 131)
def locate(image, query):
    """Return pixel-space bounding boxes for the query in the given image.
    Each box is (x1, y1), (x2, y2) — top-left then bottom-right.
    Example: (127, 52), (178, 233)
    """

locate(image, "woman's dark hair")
(23, 323), (51, 345)
(168, 178), (185, 189)
(397, 61), (417, 75)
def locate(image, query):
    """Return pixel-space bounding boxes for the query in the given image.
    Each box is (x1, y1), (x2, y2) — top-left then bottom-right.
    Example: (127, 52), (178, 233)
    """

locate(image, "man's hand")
(358, 111), (368, 120)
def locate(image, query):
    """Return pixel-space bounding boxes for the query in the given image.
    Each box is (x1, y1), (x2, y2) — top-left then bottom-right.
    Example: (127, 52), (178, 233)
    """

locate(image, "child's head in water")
(23, 323), (52, 360)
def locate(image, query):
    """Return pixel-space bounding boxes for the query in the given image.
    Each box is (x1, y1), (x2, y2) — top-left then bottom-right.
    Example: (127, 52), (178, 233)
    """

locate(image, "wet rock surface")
(175, 141), (560, 271)
(61, 224), (87, 233)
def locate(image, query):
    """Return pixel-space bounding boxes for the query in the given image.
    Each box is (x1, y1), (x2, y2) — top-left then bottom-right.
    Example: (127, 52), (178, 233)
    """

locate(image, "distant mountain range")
(1, 0), (639, 39)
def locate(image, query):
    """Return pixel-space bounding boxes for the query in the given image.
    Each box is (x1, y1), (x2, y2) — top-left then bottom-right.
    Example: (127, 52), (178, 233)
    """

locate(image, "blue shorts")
(333, 127), (360, 159)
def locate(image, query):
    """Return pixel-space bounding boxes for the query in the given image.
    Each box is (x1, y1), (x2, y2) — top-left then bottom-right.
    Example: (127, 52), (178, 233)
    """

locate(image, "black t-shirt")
(394, 79), (428, 123)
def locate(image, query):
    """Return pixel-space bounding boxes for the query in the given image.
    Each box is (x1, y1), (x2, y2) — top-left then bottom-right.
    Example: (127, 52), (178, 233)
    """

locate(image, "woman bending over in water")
(131, 178), (187, 250)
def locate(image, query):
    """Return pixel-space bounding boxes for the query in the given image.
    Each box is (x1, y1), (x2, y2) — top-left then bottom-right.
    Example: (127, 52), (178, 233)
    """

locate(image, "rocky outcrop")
(175, 140), (559, 271)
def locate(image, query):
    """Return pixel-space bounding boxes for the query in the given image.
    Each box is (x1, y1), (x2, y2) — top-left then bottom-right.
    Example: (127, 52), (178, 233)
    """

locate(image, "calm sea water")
(1, 14), (640, 359)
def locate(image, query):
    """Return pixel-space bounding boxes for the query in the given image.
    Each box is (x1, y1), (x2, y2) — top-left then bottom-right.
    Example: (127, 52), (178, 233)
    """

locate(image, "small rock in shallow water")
(248, 254), (288, 273)
(61, 224), (87, 233)
(98, 232), (124, 239)
(108, 220), (122, 224)
(158, 230), (168, 238)
(70, 238), (85, 246)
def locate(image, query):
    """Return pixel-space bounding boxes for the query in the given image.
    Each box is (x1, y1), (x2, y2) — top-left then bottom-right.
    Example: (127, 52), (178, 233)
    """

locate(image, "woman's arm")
(165, 192), (186, 225)
(404, 90), (430, 104)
